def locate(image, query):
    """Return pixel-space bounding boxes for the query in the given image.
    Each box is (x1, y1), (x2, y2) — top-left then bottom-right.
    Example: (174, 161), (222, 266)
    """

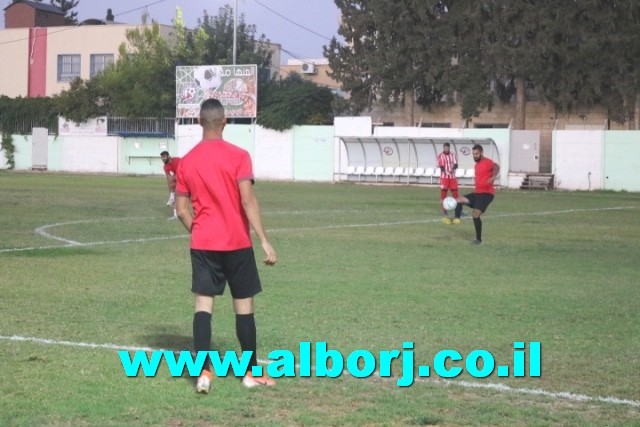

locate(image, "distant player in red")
(437, 143), (459, 220)
(160, 151), (181, 219)
(175, 98), (277, 393)
(453, 144), (500, 245)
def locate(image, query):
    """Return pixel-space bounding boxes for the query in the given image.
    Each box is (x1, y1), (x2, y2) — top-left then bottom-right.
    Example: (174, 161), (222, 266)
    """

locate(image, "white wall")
(553, 131), (604, 190)
(3, 122), (638, 192)
(176, 125), (202, 157)
(375, 126), (465, 139)
(254, 126), (293, 180)
(59, 137), (118, 173)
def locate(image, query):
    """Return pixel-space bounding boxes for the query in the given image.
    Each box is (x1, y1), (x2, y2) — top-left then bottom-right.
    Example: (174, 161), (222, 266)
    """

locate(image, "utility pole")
(233, 0), (238, 65)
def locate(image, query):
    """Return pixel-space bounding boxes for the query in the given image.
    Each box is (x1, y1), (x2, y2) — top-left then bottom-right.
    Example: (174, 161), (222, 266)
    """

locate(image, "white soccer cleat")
(196, 371), (212, 394)
(242, 372), (275, 388)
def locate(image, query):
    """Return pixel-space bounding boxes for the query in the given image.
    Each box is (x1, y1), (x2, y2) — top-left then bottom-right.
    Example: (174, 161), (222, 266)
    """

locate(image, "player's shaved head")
(199, 99), (226, 130)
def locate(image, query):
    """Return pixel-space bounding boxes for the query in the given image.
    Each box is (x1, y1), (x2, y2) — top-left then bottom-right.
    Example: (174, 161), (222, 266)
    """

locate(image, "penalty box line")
(0, 334), (638, 409)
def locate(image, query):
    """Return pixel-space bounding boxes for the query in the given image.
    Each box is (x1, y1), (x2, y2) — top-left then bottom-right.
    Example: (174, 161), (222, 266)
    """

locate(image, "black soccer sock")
(473, 217), (482, 241)
(455, 203), (463, 218)
(193, 311), (212, 373)
(236, 313), (258, 370)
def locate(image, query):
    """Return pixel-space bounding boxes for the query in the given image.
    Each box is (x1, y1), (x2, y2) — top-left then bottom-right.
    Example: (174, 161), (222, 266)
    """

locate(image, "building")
(278, 58), (342, 93)
(0, 24), (176, 98)
(2, 0), (177, 98)
(3, 0), (65, 29)
(1, 2), (285, 99)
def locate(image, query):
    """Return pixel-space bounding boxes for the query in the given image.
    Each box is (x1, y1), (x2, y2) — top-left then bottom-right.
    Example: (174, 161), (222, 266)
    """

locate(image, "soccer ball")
(194, 66), (223, 91)
(442, 197), (457, 211)
(180, 85), (198, 102)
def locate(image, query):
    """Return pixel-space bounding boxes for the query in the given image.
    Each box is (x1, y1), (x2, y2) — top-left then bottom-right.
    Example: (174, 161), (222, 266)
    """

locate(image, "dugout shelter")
(340, 137), (498, 185)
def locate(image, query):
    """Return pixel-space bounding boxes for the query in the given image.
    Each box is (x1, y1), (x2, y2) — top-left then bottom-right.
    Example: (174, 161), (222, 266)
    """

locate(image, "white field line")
(0, 206), (636, 255)
(0, 334), (638, 408)
(3, 217), (179, 254)
(34, 225), (82, 246)
(34, 217), (157, 246)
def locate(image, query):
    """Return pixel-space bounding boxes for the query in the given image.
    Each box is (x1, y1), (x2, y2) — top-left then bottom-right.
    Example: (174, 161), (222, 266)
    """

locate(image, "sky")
(1, 0), (342, 63)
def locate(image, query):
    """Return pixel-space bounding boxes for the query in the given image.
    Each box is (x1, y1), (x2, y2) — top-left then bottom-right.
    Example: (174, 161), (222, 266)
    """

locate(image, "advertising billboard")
(176, 64), (257, 119)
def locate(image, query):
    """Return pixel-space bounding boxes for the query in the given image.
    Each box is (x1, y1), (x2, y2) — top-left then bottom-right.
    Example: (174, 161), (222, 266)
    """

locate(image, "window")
(57, 55), (81, 82)
(90, 54), (114, 78)
(418, 122), (451, 128)
(474, 123), (509, 129)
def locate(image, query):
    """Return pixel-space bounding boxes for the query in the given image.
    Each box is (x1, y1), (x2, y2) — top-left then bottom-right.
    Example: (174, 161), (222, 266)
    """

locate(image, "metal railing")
(107, 117), (175, 137)
(0, 115), (58, 135)
(0, 116), (176, 137)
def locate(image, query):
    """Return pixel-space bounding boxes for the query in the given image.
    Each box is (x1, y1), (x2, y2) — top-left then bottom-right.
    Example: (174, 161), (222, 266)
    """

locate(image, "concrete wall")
(2, 123), (639, 192)
(552, 130), (640, 192)
(553, 131), (603, 191)
(603, 132), (640, 192)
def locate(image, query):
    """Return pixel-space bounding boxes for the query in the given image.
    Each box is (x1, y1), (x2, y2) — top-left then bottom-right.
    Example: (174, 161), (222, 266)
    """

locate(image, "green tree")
(1, 132), (16, 169)
(325, 0), (452, 125)
(173, 6), (209, 66)
(197, 5), (272, 68)
(54, 23), (174, 119)
(99, 24), (176, 118)
(535, 1), (640, 127)
(445, 1), (640, 128)
(328, 0), (640, 128)
(0, 95), (58, 135)
(54, 6), (276, 121)
(51, 0), (79, 25)
(601, 2), (640, 127)
(447, 1), (550, 128)
(54, 77), (105, 122)
(258, 74), (335, 131)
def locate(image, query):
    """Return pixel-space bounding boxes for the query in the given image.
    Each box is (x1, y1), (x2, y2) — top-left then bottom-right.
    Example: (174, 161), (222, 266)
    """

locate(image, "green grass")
(0, 171), (639, 426)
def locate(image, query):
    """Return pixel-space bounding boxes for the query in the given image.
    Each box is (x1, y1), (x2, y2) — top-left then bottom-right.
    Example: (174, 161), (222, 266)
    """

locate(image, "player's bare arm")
(175, 195), (193, 232)
(490, 163), (501, 183)
(238, 180), (277, 266)
(166, 174), (177, 191)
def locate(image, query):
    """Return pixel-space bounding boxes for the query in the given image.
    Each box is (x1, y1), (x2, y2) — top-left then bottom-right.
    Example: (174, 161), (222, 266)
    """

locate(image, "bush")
(1, 132), (15, 169)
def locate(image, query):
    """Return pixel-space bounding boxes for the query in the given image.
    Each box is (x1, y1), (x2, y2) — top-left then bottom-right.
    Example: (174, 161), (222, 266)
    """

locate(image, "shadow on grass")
(141, 327), (241, 384)
(142, 329), (192, 352)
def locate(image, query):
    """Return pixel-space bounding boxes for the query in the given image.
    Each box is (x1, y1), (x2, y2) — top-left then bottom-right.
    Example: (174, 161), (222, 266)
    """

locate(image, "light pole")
(233, 0), (238, 65)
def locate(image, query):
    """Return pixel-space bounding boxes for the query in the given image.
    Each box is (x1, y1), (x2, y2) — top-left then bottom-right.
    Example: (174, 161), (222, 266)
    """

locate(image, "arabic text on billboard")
(176, 65), (257, 119)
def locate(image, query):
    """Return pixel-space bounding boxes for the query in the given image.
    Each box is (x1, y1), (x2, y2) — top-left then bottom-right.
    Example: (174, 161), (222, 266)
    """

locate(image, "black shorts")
(464, 193), (494, 212)
(190, 248), (262, 299)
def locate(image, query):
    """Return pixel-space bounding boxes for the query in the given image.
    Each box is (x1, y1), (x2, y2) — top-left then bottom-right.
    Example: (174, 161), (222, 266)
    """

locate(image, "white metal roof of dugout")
(340, 137), (499, 171)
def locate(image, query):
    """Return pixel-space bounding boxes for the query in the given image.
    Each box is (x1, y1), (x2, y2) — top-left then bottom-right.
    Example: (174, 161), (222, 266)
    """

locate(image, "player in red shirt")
(160, 151), (181, 219)
(175, 99), (277, 393)
(452, 144), (500, 244)
(437, 142), (459, 221)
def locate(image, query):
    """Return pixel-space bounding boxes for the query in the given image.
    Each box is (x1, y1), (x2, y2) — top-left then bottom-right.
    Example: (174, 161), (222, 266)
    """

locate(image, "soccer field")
(0, 172), (638, 426)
